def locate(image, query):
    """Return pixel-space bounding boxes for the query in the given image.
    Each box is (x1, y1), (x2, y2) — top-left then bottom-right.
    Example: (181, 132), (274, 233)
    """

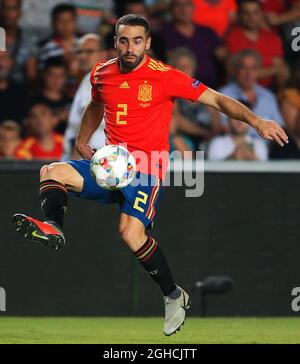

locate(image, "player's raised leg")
(12, 162), (83, 250)
(119, 213), (190, 336)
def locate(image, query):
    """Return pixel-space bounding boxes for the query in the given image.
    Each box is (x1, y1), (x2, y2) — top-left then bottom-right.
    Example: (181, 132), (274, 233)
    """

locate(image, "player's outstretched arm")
(197, 88), (289, 147)
(76, 100), (104, 159)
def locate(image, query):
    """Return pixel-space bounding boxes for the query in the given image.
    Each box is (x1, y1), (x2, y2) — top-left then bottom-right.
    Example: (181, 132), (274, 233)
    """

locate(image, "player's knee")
(40, 163), (68, 184)
(39, 165), (49, 180)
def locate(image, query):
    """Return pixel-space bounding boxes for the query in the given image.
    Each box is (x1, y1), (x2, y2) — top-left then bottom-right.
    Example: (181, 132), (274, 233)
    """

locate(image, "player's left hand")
(255, 119), (289, 147)
(76, 143), (96, 160)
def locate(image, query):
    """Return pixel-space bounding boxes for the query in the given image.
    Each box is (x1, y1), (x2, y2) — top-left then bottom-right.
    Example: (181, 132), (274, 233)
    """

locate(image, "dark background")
(0, 162), (299, 317)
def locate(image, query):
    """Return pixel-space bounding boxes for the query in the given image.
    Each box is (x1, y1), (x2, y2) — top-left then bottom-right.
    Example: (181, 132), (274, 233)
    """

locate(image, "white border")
(169, 160), (300, 173)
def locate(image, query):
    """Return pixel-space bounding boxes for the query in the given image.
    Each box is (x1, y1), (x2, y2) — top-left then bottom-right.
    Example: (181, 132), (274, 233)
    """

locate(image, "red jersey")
(90, 56), (207, 178)
(193, 0), (237, 36)
(16, 133), (63, 160)
(260, 0), (299, 15)
(226, 26), (284, 87)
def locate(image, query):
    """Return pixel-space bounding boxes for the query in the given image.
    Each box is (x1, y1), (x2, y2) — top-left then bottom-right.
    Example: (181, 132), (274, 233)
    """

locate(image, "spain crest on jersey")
(138, 82), (152, 102)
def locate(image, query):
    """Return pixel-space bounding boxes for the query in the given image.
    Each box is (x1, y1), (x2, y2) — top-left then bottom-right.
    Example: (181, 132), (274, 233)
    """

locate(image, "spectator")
(193, 0), (237, 36)
(169, 121), (194, 156)
(208, 101), (268, 160)
(38, 3), (80, 84)
(261, 0), (300, 29)
(16, 103), (63, 160)
(0, 120), (21, 159)
(220, 49), (285, 141)
(169, 47), (222, 152)
(144, 0), (171, 17)
(30, 58), (72, 134)
(226, 0), (289, 89)
(115, 0), (170, 20)
(74, 0), (114, 34)
(279, 61), (300, 135)
(0, 51), (27, 124)
(104, 0), (167, 62)
(102, 31), (117, 62)
(20, 0), (114, 35)
(62, 34), (107, 160)
(159, 0), (227, 88)
(0, 0), (38, 84)
(261, 0), (300, 64)
(20, 0), (64, 36)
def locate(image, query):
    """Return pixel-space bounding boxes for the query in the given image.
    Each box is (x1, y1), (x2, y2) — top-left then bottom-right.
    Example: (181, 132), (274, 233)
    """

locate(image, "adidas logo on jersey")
(119, 81), (130, 89)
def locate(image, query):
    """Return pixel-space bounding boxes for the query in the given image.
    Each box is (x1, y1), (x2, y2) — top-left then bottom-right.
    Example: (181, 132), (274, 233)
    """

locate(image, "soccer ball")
(90, 145), (136, 190)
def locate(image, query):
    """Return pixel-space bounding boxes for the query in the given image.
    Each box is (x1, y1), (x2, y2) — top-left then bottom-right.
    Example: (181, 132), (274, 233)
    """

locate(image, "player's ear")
(114, 36), (117, 49)
(146, 36), (151, 51)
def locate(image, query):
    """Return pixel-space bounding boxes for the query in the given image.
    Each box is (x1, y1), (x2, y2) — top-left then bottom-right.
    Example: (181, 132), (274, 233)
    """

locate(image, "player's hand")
(255, 118), (289, 147)
(76, 143), (96, 160)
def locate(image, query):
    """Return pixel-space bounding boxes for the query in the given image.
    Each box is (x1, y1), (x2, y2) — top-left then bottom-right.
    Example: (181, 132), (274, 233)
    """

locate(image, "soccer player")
(13, 14), (288, 336)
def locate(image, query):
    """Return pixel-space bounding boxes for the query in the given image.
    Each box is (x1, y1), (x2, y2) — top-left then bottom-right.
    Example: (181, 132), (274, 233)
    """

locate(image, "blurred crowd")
(1, 0), (300, 162)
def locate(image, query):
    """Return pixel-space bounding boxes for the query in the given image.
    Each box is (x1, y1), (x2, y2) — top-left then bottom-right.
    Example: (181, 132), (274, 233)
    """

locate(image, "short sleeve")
(164, 68), (208, 101)
(227, 0), (237, 12)
(90, 63), (103, 103)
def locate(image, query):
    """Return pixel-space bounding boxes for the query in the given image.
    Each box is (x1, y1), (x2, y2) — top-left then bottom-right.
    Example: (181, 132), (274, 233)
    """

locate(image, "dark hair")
(44, 57), (67, 72)
(0, 0), (22, 10)
(115, 14), (150, 36)
(115, 0), (146, 18)
(0, 120), (21, 134)
(125, 0), (146, 8)
(237, 0), (261, 10)
(51, 3), (77, 21)
(29, 102), (54, 114)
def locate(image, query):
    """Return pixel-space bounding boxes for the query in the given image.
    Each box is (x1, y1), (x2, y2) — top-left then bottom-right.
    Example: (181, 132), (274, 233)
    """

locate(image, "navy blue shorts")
(66, 159), (163, 227)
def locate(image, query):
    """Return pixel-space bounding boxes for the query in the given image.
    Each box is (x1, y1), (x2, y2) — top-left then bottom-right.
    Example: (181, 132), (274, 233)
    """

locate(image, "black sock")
(39, 179), (68, 228)
(134, 236), (177, 296)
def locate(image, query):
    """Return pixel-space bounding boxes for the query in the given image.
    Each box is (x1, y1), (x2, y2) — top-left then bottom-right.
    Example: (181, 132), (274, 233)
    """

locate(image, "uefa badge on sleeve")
(192, 79), (201, 88)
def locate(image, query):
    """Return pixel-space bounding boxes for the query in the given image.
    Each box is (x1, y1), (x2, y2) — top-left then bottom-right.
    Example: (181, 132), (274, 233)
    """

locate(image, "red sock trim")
(135, 237), (158, 261)
(140, 241), (158, 262)
(134, 236), (153, 257)
(39, 180), (67, 194)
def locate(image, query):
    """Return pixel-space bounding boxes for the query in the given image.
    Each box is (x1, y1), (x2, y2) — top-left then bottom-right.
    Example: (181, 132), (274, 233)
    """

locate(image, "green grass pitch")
(0, 317), (300, 344)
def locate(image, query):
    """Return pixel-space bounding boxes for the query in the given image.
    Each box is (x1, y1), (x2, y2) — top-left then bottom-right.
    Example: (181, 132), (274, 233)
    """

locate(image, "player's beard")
(119, 52), (144, 73)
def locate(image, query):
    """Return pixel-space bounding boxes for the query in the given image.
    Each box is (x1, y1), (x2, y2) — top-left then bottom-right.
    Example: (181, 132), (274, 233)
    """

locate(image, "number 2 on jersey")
(133, 191), (148, 213)
(116, 104), (128, 125)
